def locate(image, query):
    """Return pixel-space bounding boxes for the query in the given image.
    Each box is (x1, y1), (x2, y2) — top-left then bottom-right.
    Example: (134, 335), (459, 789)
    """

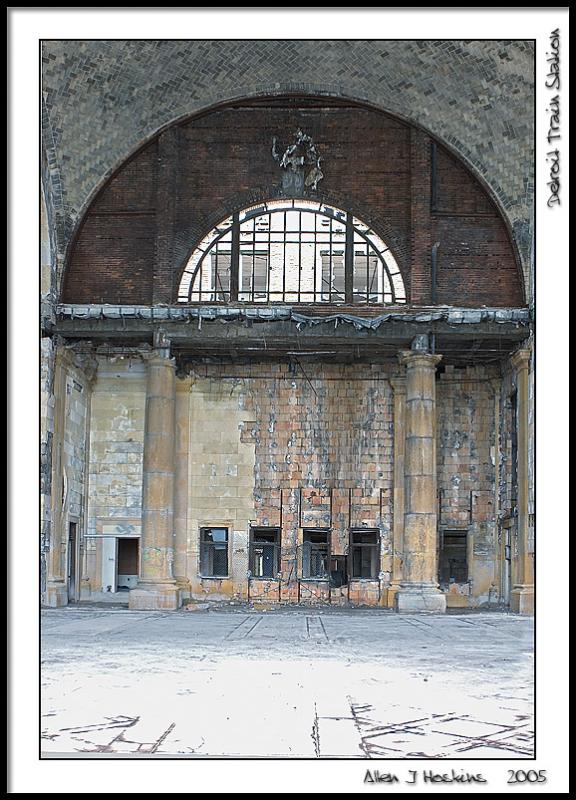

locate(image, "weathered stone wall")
(527, 344), (535, 557)
(40, 338), (55, 600)
(497, 342), (535, 598)
(437, 367), (500, 606)
(180, 363), (395, 603)
(41, 190), (57, 600)
(85, 357), (146, 591)
(185, 373), (256, 600)
(43, 345), (93, 606)
(79, 358), (514, 607)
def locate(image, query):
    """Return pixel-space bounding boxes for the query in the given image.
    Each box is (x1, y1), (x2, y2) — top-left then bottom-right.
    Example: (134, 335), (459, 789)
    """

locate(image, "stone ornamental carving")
(272, 129), (324, 194)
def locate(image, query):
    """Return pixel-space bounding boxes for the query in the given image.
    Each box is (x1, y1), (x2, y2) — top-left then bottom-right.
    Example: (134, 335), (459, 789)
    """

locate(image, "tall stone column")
(510, 347), (534, 615)
(129, 348), (179, 610)
(44, 349), (68, 607)
(395, 341), (446, 613)
(174, 377), (191, 599)
(387, 376), (406, 608)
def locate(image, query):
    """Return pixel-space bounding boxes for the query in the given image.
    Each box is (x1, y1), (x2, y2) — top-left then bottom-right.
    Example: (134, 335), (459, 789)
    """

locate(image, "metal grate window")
(199, 527), (229, 577)
(302, 530), (329, 579)
(178, 199), (406, 305)
(249, 528), (280, 579)
(350, 530), (380, 579)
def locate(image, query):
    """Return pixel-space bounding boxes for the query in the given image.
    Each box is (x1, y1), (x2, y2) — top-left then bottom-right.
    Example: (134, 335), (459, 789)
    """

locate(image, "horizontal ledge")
(57, 303), (531, 329)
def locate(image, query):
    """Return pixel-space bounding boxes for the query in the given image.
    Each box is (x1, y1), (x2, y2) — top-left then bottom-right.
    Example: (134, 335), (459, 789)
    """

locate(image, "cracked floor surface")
(41, 607), (533, 758)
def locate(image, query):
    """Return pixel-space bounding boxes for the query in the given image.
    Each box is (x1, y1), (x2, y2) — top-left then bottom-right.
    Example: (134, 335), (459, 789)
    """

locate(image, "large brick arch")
(62, 96), (525, 308)
(42, 40), (534, 300)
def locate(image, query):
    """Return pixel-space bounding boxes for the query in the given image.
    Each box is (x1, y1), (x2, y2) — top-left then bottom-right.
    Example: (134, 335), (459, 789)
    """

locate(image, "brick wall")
(41, 40), (535, 296)
(63, 102), (523, 308)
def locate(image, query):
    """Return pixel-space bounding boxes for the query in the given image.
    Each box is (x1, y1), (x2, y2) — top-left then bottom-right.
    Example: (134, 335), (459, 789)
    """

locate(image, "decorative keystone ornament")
(272, 129), (324, 194)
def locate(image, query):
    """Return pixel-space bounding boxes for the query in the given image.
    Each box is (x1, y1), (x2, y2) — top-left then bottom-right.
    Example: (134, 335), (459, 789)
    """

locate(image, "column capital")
(144, 349), (176, 367)
(510, 347), (531, 371)
(398, 350), (443, 369)
(389, 375), (407, 394)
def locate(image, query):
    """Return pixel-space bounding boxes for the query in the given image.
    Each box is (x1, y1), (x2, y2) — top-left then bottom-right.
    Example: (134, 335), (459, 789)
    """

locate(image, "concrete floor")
(41, 607), (534, 758)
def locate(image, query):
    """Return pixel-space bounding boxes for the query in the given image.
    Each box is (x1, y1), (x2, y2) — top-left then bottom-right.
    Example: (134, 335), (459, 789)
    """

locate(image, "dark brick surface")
(42, 40), (534, 296)
(62, 102), (523, 308)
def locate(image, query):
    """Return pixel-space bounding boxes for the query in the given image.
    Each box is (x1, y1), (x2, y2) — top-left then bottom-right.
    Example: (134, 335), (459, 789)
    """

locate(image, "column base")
(510, 585), (534, 615)
(386, 584), (401, 609)
(129, 582), (180, 610)
(395, 584), (446, 614)
(175, 577), (191, 603)
(80, 578), (92, 601)
(44, 581), (69, 607)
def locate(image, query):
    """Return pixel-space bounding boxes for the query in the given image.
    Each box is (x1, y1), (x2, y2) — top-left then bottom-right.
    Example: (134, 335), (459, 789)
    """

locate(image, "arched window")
(177, 199), (406, 305)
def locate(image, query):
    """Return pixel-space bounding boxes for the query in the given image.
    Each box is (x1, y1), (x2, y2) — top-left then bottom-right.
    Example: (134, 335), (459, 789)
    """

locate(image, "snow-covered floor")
(41, 607), (534, 758)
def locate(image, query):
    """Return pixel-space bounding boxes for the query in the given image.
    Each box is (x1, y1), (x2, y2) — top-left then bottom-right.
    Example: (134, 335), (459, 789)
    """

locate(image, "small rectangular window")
(439, 530), (468, 584)
(199, 527), (229, 577)
(249, 528), (280, 578)
(350, 530), (380, 579)
(302, 530), (329, 579)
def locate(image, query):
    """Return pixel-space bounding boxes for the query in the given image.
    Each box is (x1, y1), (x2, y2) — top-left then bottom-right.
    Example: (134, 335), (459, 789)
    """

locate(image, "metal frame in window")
(199, 526), (229, 578)
(438, 529), (469, 585)
(178, 199), (406, 305)
(301, 529), (330, 580)
(349, 529), (381, 580)
(249, 527), (281, 579)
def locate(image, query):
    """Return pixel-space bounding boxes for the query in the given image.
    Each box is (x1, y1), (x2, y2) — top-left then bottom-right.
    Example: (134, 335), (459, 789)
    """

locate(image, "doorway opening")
(67, 521), (78, 603)
(116, 538), (139, 591)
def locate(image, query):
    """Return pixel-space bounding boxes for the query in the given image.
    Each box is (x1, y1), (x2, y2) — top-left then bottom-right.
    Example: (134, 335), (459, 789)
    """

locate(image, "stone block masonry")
(79, 357), (510, 609)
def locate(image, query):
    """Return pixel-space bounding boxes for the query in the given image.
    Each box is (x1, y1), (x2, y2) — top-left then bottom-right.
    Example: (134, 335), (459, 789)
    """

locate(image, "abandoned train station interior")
(41, 40), (534, 615)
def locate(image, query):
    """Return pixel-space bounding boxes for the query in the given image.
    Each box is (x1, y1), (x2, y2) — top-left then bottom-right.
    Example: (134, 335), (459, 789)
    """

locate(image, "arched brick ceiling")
(42, 39), (534, 293)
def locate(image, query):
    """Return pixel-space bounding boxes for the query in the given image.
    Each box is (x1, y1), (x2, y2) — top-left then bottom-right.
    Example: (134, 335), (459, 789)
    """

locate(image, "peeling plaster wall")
(437, 367), (500, 606)
(85, 358), (146, 591)
(497, 342), (535, 594)
(40, 338), (55, 599)
(185, 374), (257, 601)
(41, 188), (57, 600)
(184, 362), (394, 604)
(79, 358), (512, 607)
(44, 347), (92, 606)
(527, 345), (535, 555)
